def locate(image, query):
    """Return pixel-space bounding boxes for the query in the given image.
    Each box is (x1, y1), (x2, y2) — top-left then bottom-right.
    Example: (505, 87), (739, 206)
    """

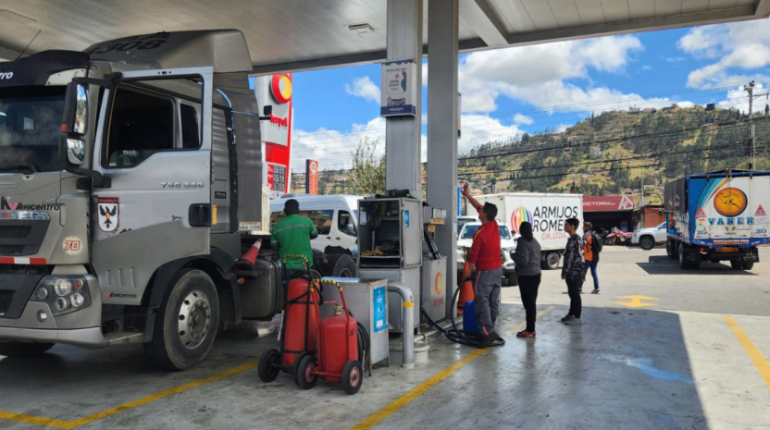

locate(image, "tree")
(347, 137), (386, 195)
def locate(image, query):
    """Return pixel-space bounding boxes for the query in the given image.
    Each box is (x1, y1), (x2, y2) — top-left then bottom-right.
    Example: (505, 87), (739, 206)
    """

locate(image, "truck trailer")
(664, 170), (770, 270)
(0, 30), (294, 369)
(474, 193), (584, 270)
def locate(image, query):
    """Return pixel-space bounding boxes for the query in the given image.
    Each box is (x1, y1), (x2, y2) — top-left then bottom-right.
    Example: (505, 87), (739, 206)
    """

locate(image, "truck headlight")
(31, 276), (91, 316)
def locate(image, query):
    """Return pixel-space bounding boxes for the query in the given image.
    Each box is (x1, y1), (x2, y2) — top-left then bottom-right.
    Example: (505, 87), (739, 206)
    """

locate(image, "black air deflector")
(0, 50), (89, 88)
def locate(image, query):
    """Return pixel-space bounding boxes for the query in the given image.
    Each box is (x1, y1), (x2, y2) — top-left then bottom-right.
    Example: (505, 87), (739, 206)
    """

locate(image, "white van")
(269, 195), (362, 255)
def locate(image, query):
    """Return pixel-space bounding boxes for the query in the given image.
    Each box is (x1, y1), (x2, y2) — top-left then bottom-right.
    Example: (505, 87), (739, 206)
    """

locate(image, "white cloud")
(678, 21), (770, 89)
(457, 35), (650, 113)
(344, 76), (381, 103)
(557, 124), (571, 133)
(293, 114), (521, 170)
(717, 83), (769, 114)
(513, 113), (534, 125)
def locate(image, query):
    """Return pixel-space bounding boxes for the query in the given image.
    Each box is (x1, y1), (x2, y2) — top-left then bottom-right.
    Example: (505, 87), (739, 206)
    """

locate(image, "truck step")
(104, 331), (144, 346)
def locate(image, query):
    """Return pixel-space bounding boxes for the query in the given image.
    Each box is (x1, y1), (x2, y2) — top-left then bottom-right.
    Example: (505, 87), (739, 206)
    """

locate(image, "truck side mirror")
(61, 82), (88, 136)
(65, 138), (85, 166)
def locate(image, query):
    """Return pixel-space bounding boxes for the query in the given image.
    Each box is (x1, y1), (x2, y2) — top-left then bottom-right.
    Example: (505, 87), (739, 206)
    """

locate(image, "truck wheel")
(506, 272), (518, 287)
(640, 236), (655, 251)
(0, 342), (54, 357)
(542, 252), (560, 270)
(743, 261), (754, 270)
(144, 269), (219, 371)
(666, 240), (677, 260)
(342, 360), (363, 395)
(319, 254), (357, 278)
(730, 260), (743, 270)
(678, 245), (690, 270)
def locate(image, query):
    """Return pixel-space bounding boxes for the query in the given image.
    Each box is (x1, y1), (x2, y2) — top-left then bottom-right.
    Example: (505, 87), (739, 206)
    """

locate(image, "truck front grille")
(0, 226), (32, 239)
(0, 290), (13, 316)
(0, 245), (25, 256)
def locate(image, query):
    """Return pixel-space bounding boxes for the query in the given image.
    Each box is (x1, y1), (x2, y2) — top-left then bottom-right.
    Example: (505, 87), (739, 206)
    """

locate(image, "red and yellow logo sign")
(434, 272), (444, 295)
(714, 187), (748, 217)
(271, 74), (293, 104)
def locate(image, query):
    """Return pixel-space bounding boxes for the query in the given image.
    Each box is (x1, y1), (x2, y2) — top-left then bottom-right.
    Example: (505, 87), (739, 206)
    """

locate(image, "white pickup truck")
(456, 222), (517, 286)
(631, 222), (668, 250)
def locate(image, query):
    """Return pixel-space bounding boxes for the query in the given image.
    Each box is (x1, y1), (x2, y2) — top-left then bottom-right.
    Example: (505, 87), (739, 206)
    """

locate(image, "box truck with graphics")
(664, 171), (770, 270)
(475, 193), (584, 270)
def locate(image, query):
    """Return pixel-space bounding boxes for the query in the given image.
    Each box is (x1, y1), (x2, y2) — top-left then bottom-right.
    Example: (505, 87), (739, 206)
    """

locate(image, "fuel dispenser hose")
(420, 278), (505, 348)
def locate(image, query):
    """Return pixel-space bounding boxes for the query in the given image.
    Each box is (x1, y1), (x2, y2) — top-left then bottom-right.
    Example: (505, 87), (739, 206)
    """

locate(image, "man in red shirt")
(462, 183), (503, 344)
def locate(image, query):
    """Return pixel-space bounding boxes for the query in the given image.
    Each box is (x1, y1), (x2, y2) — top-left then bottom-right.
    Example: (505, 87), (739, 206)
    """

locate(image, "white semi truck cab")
(0, 30), (285, 369)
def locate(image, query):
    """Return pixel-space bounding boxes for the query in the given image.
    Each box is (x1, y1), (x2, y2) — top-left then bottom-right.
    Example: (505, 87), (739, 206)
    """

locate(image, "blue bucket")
(462, 301), (480, 333)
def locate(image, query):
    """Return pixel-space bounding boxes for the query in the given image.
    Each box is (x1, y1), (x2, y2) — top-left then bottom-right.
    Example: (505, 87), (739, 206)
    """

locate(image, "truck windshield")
(0, 86), (66, 173)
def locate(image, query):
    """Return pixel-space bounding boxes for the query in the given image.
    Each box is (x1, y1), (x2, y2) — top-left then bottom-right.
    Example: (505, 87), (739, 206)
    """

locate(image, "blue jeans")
(584, 260), (599, 290)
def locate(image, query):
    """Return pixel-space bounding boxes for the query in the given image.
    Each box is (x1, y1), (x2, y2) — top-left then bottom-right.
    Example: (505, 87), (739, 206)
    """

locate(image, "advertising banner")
(380, 60), (417, 117)
(306, 159), (319, 195)
(689, 175), (770, 242)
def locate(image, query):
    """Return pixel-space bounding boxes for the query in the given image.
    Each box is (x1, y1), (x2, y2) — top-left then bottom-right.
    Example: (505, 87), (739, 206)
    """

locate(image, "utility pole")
(744, 81), (769, 170)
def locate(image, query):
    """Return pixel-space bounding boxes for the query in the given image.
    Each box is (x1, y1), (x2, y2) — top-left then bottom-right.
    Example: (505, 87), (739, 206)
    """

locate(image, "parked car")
(457, 215), (478, 235)
(631, 222), (668, 250)
(456, 222), (517, 286)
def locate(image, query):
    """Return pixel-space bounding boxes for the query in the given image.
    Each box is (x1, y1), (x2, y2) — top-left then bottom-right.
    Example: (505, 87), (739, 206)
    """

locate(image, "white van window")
(338, 211), (356, 236)
(271, 210), (334, 236)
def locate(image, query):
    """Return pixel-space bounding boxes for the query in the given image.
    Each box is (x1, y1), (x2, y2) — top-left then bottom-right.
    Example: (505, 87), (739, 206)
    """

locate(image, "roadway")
(1, 247), (769, 429)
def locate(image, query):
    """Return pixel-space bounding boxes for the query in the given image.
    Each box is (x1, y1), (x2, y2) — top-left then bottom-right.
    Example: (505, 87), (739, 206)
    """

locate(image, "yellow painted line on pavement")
(0, 361), (259, 429)
(726, 316), (770, 393)
(349, 306), (555, 430)
(614, 295), (659, 308)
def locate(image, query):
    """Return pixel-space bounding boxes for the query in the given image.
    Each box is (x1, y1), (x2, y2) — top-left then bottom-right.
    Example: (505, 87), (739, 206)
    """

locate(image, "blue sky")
(287, 19), (770, 172)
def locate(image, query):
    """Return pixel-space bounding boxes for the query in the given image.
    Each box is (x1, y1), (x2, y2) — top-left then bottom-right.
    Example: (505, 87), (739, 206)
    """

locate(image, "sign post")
(306, 159), (319, 195)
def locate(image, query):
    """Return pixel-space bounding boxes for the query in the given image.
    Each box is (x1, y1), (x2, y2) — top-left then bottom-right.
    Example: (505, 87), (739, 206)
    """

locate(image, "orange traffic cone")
(457, 262), (475, 315)
(234, 239), (262, 270)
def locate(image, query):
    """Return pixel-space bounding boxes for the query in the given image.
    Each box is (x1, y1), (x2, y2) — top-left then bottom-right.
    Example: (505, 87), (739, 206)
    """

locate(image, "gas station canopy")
(0, 0), (769, 72)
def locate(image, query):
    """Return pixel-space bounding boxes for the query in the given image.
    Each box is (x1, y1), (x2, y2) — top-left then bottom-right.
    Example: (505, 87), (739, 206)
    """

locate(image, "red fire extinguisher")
(258, 255), (322, 383)
(294, 280), (363, 395)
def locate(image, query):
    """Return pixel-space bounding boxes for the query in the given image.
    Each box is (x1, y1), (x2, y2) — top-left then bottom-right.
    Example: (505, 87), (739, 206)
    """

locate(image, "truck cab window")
(181, 104), (200, 149)
(105, 87), (174, 168)
(338, 210), (356, 236)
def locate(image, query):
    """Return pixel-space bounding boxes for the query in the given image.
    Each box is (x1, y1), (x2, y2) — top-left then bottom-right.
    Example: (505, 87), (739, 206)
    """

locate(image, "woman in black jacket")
(511, 222), (542, 338)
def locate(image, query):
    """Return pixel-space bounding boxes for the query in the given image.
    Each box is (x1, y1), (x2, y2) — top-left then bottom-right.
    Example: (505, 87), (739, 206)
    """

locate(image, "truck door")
(91, 67), (215, 304)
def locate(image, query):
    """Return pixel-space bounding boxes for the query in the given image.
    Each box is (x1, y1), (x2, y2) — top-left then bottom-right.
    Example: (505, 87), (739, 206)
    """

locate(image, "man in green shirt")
(270, 199), (318, 275)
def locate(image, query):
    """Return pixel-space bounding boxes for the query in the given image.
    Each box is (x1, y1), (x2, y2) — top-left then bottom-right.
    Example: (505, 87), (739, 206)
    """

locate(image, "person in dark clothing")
(512, 222), (542, 338)
(583, 221), (600, 294)
(561, 218), (585, 325)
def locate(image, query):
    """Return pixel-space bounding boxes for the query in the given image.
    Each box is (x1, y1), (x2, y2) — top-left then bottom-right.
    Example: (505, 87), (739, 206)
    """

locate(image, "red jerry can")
(319, 307), (358, 383)
(282, 277), (320, 370)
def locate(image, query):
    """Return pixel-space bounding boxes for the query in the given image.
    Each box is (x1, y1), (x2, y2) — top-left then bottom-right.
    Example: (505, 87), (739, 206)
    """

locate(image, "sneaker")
(516, 330), (536, 338)
(561, 315), (573, 323)
(591, 289), (600, 294)
(563, 316), (583, 325)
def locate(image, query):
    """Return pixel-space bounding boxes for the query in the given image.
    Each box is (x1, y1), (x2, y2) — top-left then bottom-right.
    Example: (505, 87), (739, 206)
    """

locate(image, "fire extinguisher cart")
(295, 280), (364, 395)
(257, 255), (321, 384)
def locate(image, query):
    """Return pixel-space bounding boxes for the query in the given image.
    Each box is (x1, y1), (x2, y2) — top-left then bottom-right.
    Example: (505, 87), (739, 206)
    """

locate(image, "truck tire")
(743, 261), (754, 270)
(666, 240), (677, 260)
(0, 342), (54, 357)
(639, 236), (655, 251)
(679, 244), (690, 270)
(144, 269), (219, 371)
(319, 254), (358, 278)
(542, 252), (560, 270)
(730, 260), (743, 270)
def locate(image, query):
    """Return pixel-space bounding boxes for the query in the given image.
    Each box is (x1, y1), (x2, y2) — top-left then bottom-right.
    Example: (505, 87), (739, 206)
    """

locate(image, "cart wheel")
(292, 351), (313, 385)
(342, 360), (363, 395)
(258, 349), (281, 383)
(295, 353), (319, 390)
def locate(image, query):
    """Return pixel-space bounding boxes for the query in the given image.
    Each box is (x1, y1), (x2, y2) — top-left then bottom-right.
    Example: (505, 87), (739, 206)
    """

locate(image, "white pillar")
(427, 0), (459, 314)
(385, 0), (423, 198)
